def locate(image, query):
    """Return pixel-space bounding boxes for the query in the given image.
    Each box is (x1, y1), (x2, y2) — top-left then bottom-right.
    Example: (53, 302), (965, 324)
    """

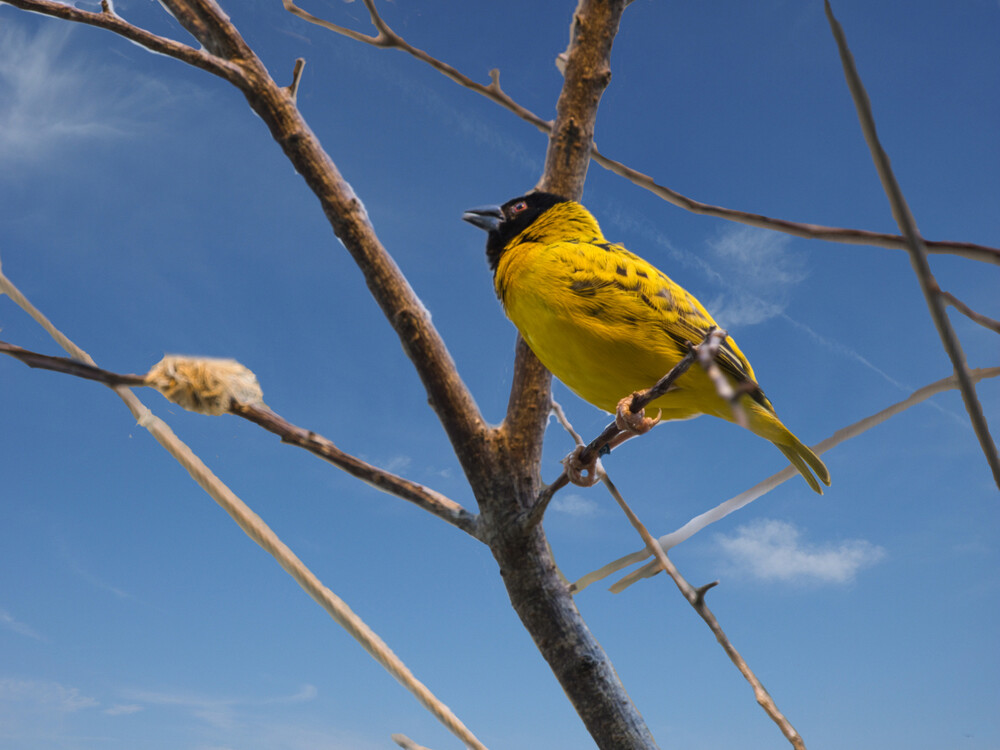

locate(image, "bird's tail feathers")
(776, 442), (828, 495)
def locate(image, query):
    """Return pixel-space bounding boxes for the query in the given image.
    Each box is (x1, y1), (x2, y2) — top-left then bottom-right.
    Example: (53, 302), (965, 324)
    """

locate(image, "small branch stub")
(287, 57), (306, 100)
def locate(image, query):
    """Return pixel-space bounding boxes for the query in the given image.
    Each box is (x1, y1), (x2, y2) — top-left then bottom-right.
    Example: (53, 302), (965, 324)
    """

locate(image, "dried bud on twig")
(146, 356), (264, 415)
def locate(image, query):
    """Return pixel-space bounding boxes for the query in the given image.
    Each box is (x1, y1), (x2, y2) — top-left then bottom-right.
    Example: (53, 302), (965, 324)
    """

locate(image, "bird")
(463, 191), (830, 494)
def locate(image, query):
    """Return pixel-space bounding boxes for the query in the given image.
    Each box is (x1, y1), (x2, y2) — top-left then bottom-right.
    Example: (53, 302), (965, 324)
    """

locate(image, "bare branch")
(282, 0), (552, 134)
(391, 735), (433, 750)
(598, 471), (806, 750)
(286, 57), (306, 101)
(233, 403), (480, 537)
(825, 0), (1000, 488)
(0, 271), (489, 750)
(4, 0), (494, 486)
(549, 401), (806, 748)
(573, 366), (1000, 594)
(940, 291), (1000, 335)
(0, 340), (147, 387)
(589, 147), (1000, 265)
(1, 0), (245, 83)
(695, 328), (748, 429)
(282, 0), (1000, 265)
(0, 341), (479, 536)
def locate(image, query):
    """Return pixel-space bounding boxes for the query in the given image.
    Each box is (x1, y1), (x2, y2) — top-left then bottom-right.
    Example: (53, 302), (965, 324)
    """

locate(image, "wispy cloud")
(549, 493), (600, 517)
(0, 609), (45, 641)
(0, 22), (179, 164)
(715, 518), (885, 584)
(104, 703), (144, 716)
(600, 200), (807, 327)
(0, 677), (99, 712)
(120, 683), (318, 729)
(704, 225), (807, 326)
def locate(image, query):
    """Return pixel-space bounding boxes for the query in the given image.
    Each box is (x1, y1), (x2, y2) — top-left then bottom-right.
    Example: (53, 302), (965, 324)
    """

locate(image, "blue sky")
(0, 1), (997, 749)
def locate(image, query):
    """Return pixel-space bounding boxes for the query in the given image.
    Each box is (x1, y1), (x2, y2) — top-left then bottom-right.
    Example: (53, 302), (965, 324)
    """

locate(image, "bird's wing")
(576, 241), (773, 409)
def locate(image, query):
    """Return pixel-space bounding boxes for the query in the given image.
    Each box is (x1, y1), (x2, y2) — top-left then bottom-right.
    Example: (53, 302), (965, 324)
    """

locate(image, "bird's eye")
(510, 200), (528, 214)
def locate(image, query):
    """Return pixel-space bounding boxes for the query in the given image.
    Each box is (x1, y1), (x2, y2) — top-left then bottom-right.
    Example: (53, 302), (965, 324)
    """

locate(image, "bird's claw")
(562, 446), (600, 487)
(615, 395), (661, 435)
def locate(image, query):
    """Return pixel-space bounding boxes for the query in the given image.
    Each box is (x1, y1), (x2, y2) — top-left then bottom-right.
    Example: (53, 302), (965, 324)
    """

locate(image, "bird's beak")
(462, 205), (504, 232)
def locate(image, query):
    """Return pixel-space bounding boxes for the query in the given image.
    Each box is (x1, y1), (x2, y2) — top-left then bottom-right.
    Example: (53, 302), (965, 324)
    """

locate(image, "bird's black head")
(462, 192), (569, 271)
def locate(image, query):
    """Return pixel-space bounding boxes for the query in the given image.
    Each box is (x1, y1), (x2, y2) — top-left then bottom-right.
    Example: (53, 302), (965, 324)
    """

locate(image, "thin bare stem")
(0, 270), (489, 750)
(940, 291), (1000, 335)
(0, 340), (479, 536)
(391, 735), (433, 750)
(589, 147), (1000, 265)
(0, 341), (147, 387)
(598, 470), (806, 749)
(825, 0), (1000, 488)
(572, 366), (1000, 594)
(549, 399), (805, 748)
(287, 57), (306, 101)
(282, 0), (1000, 265)
(1, 0), (245, 84)
(282, 0), (552, 134)
(696, 328), (748, 428)
(233, 403), (480, 536)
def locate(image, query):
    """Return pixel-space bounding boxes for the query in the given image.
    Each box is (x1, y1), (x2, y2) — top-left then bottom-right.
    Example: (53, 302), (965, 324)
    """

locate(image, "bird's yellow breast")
(495, 233), (743, 421)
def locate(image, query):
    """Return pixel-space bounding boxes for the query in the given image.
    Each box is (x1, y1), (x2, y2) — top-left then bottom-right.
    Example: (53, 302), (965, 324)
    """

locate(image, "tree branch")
(233, 403), (481, 537)
(825, 0), (1000, 488)
(3, 0), (495, 489)
(0, 272), (489, 750)
(940, 291), (1000, 335)
(0, 341), (479, 535)
(597, 471), (806, 749)
(550, 400), (806, 748)
(573, 366), (1000, 594)
(282, 0), (1000, 266)
(1, 0), (245, 84)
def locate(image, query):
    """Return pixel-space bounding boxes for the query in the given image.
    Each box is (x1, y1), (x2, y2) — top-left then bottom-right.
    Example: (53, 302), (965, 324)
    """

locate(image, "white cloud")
(104, 703), (144, 716)
(0, 609), (44, 641)
(0, 677), (99, 712)
(715, 518), (885, 584)
(549, 493), (600, 517)
(0, 22), (178, 164)
(705, 225), (807, 327)
(599, 199), (807, 327)
(382, 454), (412, 473)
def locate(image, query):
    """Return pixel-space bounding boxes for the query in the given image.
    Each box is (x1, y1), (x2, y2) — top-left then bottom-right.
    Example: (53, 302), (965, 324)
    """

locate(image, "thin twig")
(391, 735), (433, 750)
(287, 57), (306, 101)
(940, 291), (1000, 335)
(825, 0), (1000, 489)
(695, 328), (748, 428)
(550, 399), (806, 748)
(282, 0), (1000, 265)
(1, 0), (245, 84)
(0, 341), (147, 387)
(589, 147), (1000, 265)
(0, 268), (489, 750)
(282, 0), (552, 134)
(0, 339), (480, 536)
(598, 470), (806, 749)
(233, 403), (480, 536)
(571, 365), (1000, 594)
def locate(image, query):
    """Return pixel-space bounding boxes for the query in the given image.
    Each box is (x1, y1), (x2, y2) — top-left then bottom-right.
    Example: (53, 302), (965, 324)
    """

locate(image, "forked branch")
(283, 0), (1000, 265)
(550, 402), (806, 749)
(0, 341), (479, 535)
(825, 0), (1000, 488)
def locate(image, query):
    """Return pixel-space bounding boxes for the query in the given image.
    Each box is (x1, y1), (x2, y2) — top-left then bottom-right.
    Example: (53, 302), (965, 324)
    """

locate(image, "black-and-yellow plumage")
(463, 192), (830, 494)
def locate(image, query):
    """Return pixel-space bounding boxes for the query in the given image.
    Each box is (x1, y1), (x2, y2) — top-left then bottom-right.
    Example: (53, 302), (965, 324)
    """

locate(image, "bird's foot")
(562, 446), (600, 487)
(615, 395), (661, 436)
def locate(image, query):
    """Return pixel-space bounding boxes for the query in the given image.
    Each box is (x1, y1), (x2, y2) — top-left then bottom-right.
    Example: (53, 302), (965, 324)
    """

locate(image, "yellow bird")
(463, 192), (830, 494)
